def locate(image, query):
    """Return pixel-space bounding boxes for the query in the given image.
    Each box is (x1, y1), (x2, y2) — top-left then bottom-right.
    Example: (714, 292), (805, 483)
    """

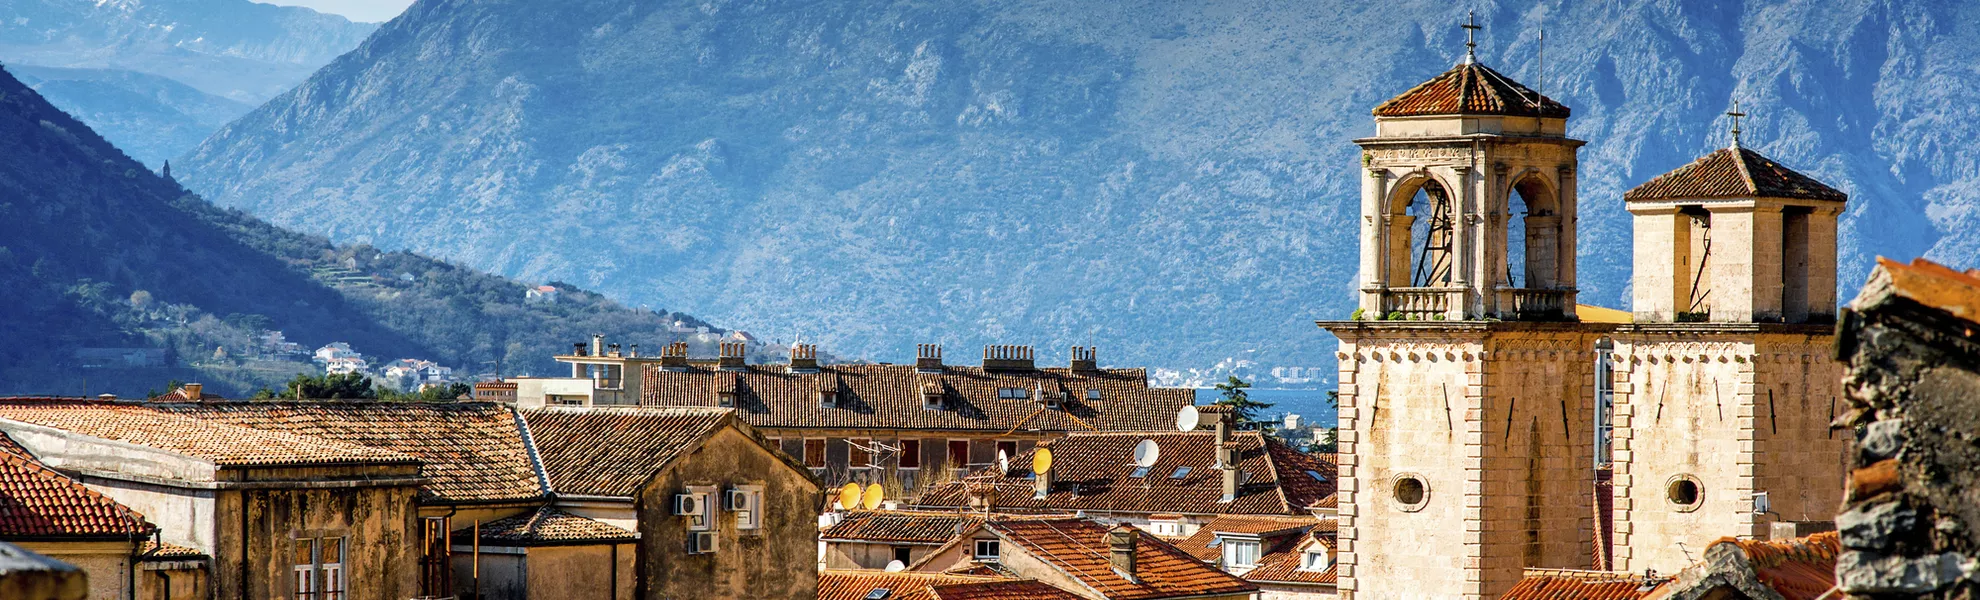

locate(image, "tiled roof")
(1173, 515), (1327, 562)
(930, 579), (1086, 600)
(818, 570), (1011, 600)
(1240, 531), (1337, 586)
(457, 505), (637, 546)
(984, 519), (1255, 600)
(1623, 147), (1846, 202)
(152, 402), (543, 503)
(0, 431), (154, 539)
(1373, 62), (1569, 118)
(915, 432), (1337, 516)
(0, 400), (416, 468)
(640, 364), (1193, 433)
(1501, 569), (1661, 600)
(1856, 257), (1980, 326)
(521, 406), (736, 497)
(823, 511), (986, 545)
(137, 541), (207, 561)
(1716, 532), (1840, 600)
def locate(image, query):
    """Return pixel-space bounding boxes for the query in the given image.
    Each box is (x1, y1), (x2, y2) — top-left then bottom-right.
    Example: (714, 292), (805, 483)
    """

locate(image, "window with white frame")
(973, 539), (1001, 562)
(731, 485), (764, 532)
(996, 388), (1029, 400)
(1221, 537), (1261, 571)
(293, 536), (346, 600)
(1299, 547), (1330, 571)
(1148, 520), (1182, 537)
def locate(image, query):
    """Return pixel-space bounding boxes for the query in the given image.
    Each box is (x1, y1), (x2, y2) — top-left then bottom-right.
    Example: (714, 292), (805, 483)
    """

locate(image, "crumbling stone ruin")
(1835, 258), (1980, 598)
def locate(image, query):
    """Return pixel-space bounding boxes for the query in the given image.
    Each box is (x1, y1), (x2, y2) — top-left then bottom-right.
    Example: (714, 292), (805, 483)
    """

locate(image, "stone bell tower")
(1324, 16), (1609, 600)
(1605, 115), (1852, 573)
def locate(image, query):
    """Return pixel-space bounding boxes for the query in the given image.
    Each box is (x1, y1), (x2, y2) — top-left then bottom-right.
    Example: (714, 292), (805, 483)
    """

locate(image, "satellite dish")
(862, 483), (885, 510)
(1032, 448), (1054, 475)
(1132, 439), (1161, 468)
(1176, 405), (1201, 432)
(836, 483), (862, 511)
(885, 560), (906, 572)
(998, 449), (1010, 474)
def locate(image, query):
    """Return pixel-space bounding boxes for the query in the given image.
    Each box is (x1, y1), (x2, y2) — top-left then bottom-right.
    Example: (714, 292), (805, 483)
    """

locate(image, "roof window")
(1130, 466), (1152, 478)
(819, 390), (840, 408)
(997, 388), (1030, 400)
(1170, 466), (1192, 479)
(1306, 469), (1329, 482)
(1086, 389), (1102, 400)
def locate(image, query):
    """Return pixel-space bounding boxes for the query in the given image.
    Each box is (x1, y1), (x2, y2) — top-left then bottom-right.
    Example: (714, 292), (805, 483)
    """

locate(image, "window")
(1149, 521), (1181, 537)
(731, 486), (763, 531)
(1300, 548), (1330, 571)
(819, 390), (839, 408)
(973, 539), (1001, 562)
(1170, 466), (1192, 479)
(996, 441), (1017, 460)
(1305, 469), (1329, 482)
(892, 545), (913, 565)
(805, 440), (827, 469)
(1221, 538), (1261, 571)
(1391, 473), (1430, 512)
(687, 486), (717, 531)
(419, 517), (451, 597)
(899, 440), (921, 469)
(294, 537), (346, 600)
(851, 439), (872, 469)
(717, 390), (736, 407)
(1130, 466), (1152, 478)
(1667, 474), (1705, 512)
(1086, 389), (1102, 400)
(996, 388), (1029, 400)
(947, 440), (969, 469)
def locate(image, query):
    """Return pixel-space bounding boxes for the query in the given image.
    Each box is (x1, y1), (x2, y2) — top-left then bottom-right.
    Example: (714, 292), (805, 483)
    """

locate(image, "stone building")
(1317, 18), (1852, 599)
(0, 430), (207, 600)
(0, 542), (88, 600)
(1831, 257), (1980, 598)
(909, 517), (1258, 600)
(1173, 515), (1339, 600)
(549, 340), (1195, 492)
(912, 430), (1338, 535)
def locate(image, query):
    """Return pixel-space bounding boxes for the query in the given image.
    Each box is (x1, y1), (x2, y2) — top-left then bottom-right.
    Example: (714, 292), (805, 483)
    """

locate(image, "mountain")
(176, 0), (1980, 377)
(0, 63), (720, 397)
(10, 65), (252, 167)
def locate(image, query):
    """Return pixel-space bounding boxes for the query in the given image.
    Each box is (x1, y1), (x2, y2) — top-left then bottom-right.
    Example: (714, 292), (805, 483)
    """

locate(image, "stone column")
(1361, 168), (1391, 315)
(1628, 206), (1683, 322)
(1807, 206), (1841, 320)
(1450, 165), (1478, 318)
(1748, 205), (1786, 322)
(1557, 164), (1579, 292)
(1708, 206), (1757, 322)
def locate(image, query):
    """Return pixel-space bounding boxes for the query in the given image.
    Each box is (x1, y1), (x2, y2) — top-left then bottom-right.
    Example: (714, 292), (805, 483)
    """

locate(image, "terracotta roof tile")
(1173, 515), (1326, 562)
(986, 519), (1254, 600)
(641, 364), (1192, 433)
(1373, 62), (1569, 118)
(1239, 531), (1337, 586)
(915, 432), (1336, 516)
(152, 402), (542, 503)
(818, 570), (1012, 600)
(1623, 147), (1846, 203)
(823, 511), (986, 545)
(1714, 532), (1840, 600)
(1500, 569), (1662, 600)
(521, 406), (735, 497)
(930, 579), (1085, 600)
(457, 506), (637, 546)
(1856, 257), (1980, 326)
(137, 541), (206, 561)
(0, 431), (154, 539)
(0, 400), (416, 468)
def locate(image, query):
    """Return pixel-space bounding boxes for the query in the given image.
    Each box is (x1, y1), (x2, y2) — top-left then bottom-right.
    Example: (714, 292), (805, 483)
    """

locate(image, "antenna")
(1132, 439), (1161, 468)
(1176, 405), (1202, 432)
(1461, 10), (1482, 64)
(1536, 25), (1545, 102)
(836, 483), (862, 512)
(862, 483), (885, 510)
(1032, 447), (1054, 476)
(997, 449), (1011, 475)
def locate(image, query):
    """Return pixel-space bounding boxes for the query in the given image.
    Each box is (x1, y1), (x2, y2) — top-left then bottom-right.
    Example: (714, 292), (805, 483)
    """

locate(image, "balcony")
(1378, 287), (1461, 320)
(1499, 288), (1573, 320)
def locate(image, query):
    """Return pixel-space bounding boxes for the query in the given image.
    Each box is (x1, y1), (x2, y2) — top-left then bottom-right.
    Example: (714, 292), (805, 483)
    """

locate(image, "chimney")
(573, 342), (588, 357)
(915, 344), (944, 373)
(629, 344), (639, 358)
(660, 342), (690, 371)
(1106, 525), (1139, 581)
(181, 383), (202, 400)
(1221, 458), (1240, 504)
(790, 344), (819, 372)
(608, 343), (622, 358)
(982, 345), (1035, 371)
(1070, 346), (1097, 372)
(591, 334), (605, 356)
(1033, 461), (1050, 499)
(718, 342), (747, 371)
(966, 479), (997, 514)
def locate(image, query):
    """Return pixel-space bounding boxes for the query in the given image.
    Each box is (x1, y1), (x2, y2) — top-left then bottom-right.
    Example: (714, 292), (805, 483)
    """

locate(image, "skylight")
(1170, 466), (1192, 479)
(1306, 470), (1329, 482)
(1130, 466), (1152, 478)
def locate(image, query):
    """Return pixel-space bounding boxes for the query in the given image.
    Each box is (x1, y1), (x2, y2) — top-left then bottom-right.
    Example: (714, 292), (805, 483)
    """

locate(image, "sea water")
(1192, 388), (1339, 428)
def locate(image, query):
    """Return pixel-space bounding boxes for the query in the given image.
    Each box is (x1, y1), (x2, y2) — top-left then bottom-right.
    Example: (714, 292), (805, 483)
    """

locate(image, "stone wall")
(13, 542), (133, 600)
(637, 427), (820, 600)
(212, 482), (423, 600)
(1834, 259), (1980, 598)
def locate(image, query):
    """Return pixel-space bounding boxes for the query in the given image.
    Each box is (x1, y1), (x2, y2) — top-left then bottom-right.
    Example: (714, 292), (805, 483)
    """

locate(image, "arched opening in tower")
(1403, 179), (1455, 288)
(1508, 175), (1560, 289)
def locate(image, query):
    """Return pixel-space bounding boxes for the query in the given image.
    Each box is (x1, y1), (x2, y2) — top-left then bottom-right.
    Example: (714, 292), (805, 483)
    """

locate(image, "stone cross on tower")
(1461, 11), (1481, 64)
(1726, 101), (1746, 148)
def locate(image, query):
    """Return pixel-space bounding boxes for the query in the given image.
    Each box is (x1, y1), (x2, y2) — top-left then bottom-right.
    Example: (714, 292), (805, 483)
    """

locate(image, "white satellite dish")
(997, 449), (1010, 474)
(885, 560), (906, 572)
(1132, 439), (1161, 468)
(1176, 405), (1201, 432)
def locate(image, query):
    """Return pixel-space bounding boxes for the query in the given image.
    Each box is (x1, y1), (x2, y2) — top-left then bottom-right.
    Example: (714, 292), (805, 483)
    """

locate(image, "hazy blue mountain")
(176, 0), (1980, 378)
(10, 65), (251, 167)
(0, 64), (719, 397)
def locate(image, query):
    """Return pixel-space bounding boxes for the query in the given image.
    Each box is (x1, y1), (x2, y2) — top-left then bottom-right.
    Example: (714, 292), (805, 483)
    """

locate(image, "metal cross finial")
(1726, 101), (1746, 148)
(1462, 11), (1482, 64)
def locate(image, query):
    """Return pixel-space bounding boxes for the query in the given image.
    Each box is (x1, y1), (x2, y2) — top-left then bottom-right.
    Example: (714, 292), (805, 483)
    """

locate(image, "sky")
(256, 0), (415, 23)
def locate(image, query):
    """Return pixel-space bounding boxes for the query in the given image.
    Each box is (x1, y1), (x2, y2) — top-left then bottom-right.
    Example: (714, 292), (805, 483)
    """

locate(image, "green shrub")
(1349, 307), (1365, 320)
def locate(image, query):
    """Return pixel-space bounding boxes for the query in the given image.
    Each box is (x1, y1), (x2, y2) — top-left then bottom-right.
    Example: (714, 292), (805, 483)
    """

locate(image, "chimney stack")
(660, 342), (690, 371)
(1070, 346), (1097, 372)
(1033, 462), (1050, 499)
(629, 344), (639, 358)
(1106, 525), (1139, 581)
(573, 342), (588, 357)
(181, 383), (202, 400)
(718, 342), (747, 371)
(915, 344), (944, 373)
(608, 343), (622, 358)
(790, 344), (819, 372)
(982, 345), (1035, 371)
(591, 334), (605, 356)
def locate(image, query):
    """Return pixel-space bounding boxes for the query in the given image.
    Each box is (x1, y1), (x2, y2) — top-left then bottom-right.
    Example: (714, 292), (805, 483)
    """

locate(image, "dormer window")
(996, 388), (1030, 400)
(716, 390), (737, 407)
(819, 390), (840, 408)
(1220, 537), (1261, 572)
(1299, 548), (1330, 571)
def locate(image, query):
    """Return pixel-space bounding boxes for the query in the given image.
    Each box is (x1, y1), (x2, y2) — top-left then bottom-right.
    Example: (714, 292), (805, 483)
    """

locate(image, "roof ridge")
(1731, 147), (1760, 198)
(510, 407), (554, 499)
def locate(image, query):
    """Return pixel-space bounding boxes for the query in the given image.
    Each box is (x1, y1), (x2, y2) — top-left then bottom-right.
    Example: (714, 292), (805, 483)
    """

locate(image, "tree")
(1212, 376), (1274, 430)
(257, 372), (378, 400)
(1310, 389), (1340, 453)
(380, 382), (471, 402)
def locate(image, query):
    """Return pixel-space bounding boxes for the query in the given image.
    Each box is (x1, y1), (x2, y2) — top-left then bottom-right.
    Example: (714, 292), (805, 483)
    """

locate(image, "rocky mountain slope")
(12, 65), (252, 167)
(177, 0), (1980, 374)
(0, 64), (717, 396)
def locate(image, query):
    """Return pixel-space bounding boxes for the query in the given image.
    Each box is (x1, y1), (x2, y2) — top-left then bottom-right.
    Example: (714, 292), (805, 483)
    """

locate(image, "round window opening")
(1390, 473), (1429, 511)
(1666, 475), (1704, 512)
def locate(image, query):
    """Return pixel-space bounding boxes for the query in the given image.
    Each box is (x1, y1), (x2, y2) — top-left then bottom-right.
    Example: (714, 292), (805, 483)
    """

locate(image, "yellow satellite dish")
(862, 483), (885, 510)
(836, 483), (862, 511)
(1032, 447), (1054, 475)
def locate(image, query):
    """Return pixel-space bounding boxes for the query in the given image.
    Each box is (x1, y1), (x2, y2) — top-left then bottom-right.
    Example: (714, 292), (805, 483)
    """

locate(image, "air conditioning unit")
(687, 531), (719, 554)
(674, 494), (703, 517)
(727, 489), (751, 511)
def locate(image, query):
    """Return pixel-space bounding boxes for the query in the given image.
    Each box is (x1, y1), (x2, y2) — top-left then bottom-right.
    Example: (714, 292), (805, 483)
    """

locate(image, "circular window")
(1666, 475), (1704, 512)
(1390, 473), (1430, 512)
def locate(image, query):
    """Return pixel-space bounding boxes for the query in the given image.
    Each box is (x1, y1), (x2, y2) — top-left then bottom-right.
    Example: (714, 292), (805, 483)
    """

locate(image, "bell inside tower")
(1407, 179), (1456, 287)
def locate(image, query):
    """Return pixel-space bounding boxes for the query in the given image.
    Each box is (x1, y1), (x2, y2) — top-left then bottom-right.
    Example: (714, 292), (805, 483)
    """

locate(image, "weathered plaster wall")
(15, 542), (134, 600)
(137, 565), (208, 600)
(81, 478), (217, 553)
(212, 480), (422, 600)
(637, 427), (819, 600)
(527, 544), (630, 600)
(453, 547), (525, 600)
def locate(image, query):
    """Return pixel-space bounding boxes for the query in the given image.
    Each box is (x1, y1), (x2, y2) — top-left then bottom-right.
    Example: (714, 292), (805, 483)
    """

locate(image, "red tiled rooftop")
(930, 579), (1085, 600)
(823, 511), (985, 545)
(1716, 532), (1840, 600)
(457, 505), (636, 546)
(1857, 257), (1980, 326)
(1373, 62), (1569, 119)
(819, 570), (1011, 600)
(1174, 515), (1328, 562)
(916, 432), (1336, 516)
(1501, 569), (1662, 600)
(986, 519), (1256, 600)
(1239, 531), (1337, 586)
(0, 400), (416, 468)
(137, 541), (206, 561)
(0, 431), (154, 539)
(521, 406), (738, 497)
(1623, 146), (1846, 203)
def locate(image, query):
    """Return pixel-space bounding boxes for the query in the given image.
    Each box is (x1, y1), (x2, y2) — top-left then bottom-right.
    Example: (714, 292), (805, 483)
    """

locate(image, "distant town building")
(472, 380), (518, 404)
(312, 342), (359, 363)
(524, 285), (560, 304)
(324, 356), (368, 375)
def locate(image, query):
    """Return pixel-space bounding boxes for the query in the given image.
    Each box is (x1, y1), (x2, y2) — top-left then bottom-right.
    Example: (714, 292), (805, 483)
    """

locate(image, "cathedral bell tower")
(1355, 18), (1583, 322)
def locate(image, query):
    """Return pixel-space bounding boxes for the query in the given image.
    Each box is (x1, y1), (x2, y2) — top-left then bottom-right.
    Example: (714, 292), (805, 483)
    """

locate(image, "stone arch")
(1383, 170), (1461, 287)
(1505, 170), (1564, 289)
